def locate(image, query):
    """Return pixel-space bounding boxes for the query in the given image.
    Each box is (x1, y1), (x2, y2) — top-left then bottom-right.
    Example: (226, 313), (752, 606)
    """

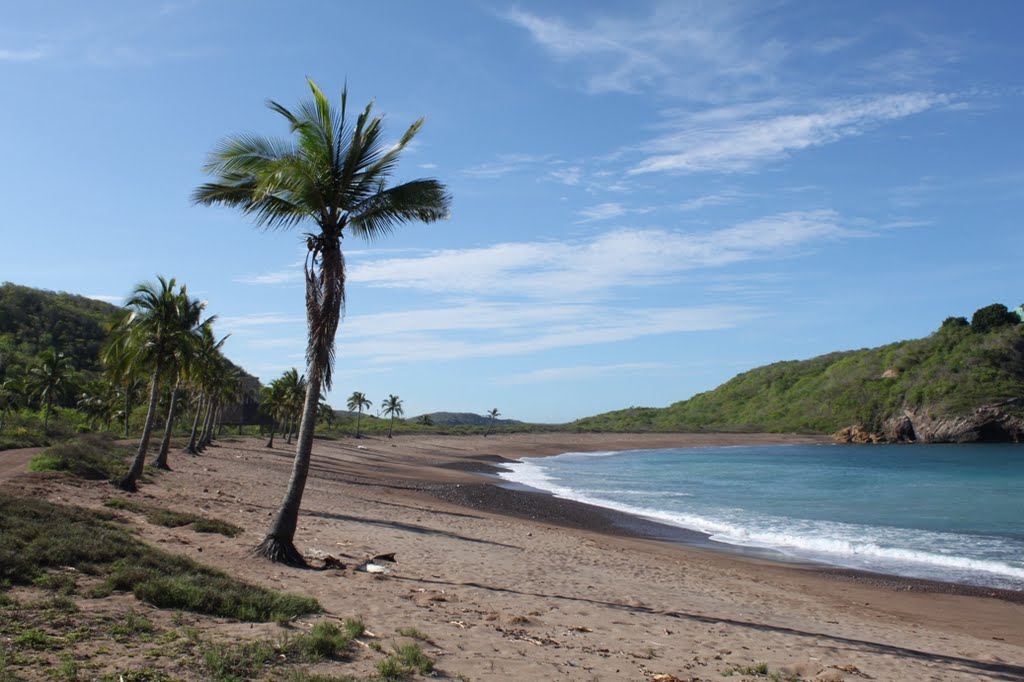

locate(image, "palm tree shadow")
(304, 509), (521, 549)
(392, 576), (1024, 681)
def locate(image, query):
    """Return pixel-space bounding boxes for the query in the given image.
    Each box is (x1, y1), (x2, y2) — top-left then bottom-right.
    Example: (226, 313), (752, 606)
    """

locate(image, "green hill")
(574, 316), (1024, 442)
(0, 282), (123, 379)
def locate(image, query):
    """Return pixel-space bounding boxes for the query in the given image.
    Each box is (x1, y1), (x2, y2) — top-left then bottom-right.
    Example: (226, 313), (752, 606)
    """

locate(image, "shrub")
(28, 434), (127, 480)
(971, 303), (1019, 333)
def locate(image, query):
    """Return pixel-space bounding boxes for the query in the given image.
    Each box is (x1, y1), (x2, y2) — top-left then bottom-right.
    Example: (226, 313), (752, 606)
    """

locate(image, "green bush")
(971, 303), (1020, 333)
(28, 434), (126, 480)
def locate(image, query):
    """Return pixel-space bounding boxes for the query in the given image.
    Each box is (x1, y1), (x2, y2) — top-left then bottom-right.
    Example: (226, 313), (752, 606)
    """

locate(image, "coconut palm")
(260, 380), (287, 448)
(277, 368), (306, 445)
(194, 79), (450, 564)
(183, 326), (229, 455)
(103, 315), (144, 438)
(347, 391), (371, 438)
(26, 348), (71, 433)
(382, 394), (403, 438)
(0, 378), (22, 433)
(115, 277), (206, 492)
(484, 408), (500, 437)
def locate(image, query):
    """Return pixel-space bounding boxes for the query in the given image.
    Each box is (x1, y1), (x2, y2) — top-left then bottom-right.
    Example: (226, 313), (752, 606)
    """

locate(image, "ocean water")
(498, 444), (1024, 590)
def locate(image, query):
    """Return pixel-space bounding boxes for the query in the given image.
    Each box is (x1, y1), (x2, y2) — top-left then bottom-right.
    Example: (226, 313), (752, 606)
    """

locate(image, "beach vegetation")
(348, 391), (372, 438)
(0, 494), (320, 621)
(376, 642), (434, 679)
(102, 498), (242, 537)
(194, 78), (451, 565)
(484, 408), (500, 437)
(971, 303), (1020, 333)
(28, 434), (129, 481)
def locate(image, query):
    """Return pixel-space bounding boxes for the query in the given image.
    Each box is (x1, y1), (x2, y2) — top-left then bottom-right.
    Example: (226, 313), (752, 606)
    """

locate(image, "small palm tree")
(484, 408), (500, 437)
(0, 378), (23, 433)
(26, 348), (71, 433)
(347, 391), (371, 438)
(115, 277), (206, 492)
(194, 79), (450, 564)
(382, 394), (403, 438)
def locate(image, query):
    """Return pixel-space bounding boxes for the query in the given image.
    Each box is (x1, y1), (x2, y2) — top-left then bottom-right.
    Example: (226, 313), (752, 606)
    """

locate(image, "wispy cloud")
(217, 313), (302, 328)
(576, 202), (628, 222)
(0, 46), (49, 62)
(338, 304), (757, 364)
(630, 93), (950, 174)
(502, 5), (782, 97)
(547, 165), (582, 186)
(463, 153), (552, 179)
(676, 190), (746, 212)
(495, 362), (671, 385)
(234, 266), (303, 285)
(349, 209), (853, 298)
(85, 294), (122, 304)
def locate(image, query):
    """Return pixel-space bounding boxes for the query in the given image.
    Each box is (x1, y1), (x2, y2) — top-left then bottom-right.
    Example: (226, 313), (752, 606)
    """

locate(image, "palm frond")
(348, 179), (451, 241)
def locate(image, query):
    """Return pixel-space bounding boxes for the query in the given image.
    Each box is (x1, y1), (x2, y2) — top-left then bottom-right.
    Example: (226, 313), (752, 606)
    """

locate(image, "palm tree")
(103, 314), (144, 438)
(260, 380), (287, 448)
(154, 316), (215, 470)
(184, 326), (228, 455)
(484, 408), (500, 437)
(115, 277), (205, 492)
(26, 349), (71, 433)
(347, 391), (371, 438)
(278, 368), (306, 445)
(194, 79), (450, 564)
(0, 378), (22, 433)
(382, 394), (403, 438)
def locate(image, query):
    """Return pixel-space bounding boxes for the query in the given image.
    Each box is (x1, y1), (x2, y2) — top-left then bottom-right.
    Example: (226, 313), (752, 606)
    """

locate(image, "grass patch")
(342, 617), (365, 640)
(27, 434), (127, 481)
(377, 642), (434, 680)
(0, 494), (320, 622)
(201, 639), (277, 681)
(103, 499), (242, 538)
(283, 622), (351, 661)
(201, 623), (356, 682)
(395, 627), (430, 642)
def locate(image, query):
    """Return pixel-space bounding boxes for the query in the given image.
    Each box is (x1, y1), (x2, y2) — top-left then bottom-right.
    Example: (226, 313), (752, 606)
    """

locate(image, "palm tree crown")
(194, 79), (450, 564)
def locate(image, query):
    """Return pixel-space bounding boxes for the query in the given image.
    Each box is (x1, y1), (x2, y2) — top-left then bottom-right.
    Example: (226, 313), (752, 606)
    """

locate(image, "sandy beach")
(3, 432), (1022, 681)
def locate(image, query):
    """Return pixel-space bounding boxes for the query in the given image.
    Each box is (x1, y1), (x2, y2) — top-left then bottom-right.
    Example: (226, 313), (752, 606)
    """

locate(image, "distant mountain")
(416, 411), (519, 427)
(575, 314), (1024, 443)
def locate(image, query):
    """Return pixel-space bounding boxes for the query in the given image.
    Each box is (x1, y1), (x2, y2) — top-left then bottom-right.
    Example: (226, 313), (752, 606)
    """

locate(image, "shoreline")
(396, 433), (1024, 603)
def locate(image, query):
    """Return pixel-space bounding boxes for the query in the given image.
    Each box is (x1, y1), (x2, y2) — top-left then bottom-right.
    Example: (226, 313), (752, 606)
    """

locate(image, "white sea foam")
(499, 458), (1024, 589)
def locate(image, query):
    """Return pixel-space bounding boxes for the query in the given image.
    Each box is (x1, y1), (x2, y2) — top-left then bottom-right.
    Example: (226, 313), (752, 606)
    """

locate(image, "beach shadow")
(393, 576), (1024, 681)
(304, 509), (521, 550)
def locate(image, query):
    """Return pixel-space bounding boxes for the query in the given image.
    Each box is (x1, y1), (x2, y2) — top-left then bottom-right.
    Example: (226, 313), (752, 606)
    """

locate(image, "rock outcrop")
(834, 399), (1024, 444)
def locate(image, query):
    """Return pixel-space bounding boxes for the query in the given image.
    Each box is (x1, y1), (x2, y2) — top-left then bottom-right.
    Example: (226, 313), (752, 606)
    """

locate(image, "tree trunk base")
(253, 535), (307, 567)
(154, 462), (171, 471)
(183, 446), (198, 456)
(115, 476), (138, 493)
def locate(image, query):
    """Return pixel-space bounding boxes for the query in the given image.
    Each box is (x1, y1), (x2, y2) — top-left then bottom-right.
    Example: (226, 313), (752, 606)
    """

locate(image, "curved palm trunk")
(388, 415), (395, 438)
(155, 381), (181, 470)
(118, 362), (162, 491)
(255, 376), (320, 565)
(355, 408), (362, 438)
(285, 414), (294, 445)
(43, 397), (53, 434)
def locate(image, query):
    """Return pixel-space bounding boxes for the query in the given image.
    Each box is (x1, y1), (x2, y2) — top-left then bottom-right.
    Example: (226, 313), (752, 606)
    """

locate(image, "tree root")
(253, 535), (308, 567)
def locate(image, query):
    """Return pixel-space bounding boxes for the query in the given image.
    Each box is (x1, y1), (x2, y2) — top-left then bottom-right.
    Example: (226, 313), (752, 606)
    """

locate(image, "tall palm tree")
(115, 277), (206, 492)
(183, 326), (228, 455)
(484, 408), (500, 437)
(103, 314), (144, 438)
(277, 368), (306, 445)
(260, 379), (287, 448)
(194, 79), (450, 565)
(382, 394), (403, 439)
(26, 348), (71, 433)
(347, 391), (371, 438)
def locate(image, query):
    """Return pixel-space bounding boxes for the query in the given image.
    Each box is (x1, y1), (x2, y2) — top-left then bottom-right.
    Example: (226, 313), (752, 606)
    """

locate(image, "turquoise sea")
(498, 444), (1024, 590)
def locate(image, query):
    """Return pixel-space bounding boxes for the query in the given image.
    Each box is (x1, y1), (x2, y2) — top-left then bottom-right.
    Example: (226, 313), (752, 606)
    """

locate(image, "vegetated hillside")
(0, 282), (122, 375)
(418, 412), (519, 427)
(574, 319), (1024, 441)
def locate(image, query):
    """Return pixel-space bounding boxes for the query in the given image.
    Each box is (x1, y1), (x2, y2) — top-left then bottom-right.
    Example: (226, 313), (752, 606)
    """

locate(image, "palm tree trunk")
(285, 415), (293, 444)
(155, 380), (180, 470)
(355, 409), (362, 438)
(118, 362), (162, 491)
(43, 398), (52, 434)
(185, 395), (203, 455)
(123, 384), (131, 438)
(266, 418), (276, 448)
(254, 374), (321, 566)
(388, 415), (395, 438)
(198, 399), (215, 451)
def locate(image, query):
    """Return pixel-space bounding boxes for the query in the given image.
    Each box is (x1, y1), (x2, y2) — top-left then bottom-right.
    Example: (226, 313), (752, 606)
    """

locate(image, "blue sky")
(1, 1), (1022, 423)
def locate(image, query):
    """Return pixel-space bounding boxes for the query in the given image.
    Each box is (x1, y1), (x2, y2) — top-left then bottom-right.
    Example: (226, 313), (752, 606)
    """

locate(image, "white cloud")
(348, 209), (852, 298)
(631, 93), (950, 174)
(547, 166), (582, 185)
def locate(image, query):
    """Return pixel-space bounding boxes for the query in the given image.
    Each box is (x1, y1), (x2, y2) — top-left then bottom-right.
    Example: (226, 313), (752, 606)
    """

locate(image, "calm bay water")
(498, 444), (1024, 590)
